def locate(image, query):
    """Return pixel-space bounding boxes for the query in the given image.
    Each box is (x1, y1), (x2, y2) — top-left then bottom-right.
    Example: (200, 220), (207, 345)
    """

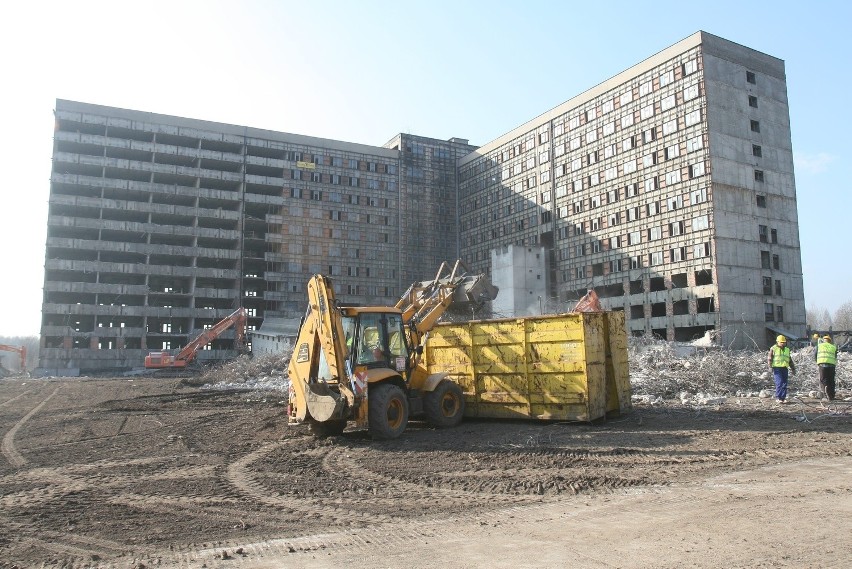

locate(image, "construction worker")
(814, 335), (838, 401)
(768, 335), (796, 404)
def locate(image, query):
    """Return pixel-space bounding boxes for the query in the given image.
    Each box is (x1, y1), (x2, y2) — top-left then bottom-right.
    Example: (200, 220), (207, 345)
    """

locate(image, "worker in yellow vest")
(767, 335), (796, 404)
(814, 335), (838, 401)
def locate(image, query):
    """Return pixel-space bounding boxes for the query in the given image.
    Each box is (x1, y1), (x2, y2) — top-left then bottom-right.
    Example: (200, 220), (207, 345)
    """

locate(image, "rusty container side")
(425, 312), (630, 422)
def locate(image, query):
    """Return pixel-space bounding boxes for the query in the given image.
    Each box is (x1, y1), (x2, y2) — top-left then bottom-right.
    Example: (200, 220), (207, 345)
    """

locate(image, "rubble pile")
(629, 337), (851, 403)
(196, 337), (850, 405)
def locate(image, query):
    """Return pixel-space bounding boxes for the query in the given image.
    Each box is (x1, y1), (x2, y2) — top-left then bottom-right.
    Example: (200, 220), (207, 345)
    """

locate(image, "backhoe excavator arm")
(287, 275), (355, 423)
(0, 344), (27, 372)
(172, 307), (247, 366)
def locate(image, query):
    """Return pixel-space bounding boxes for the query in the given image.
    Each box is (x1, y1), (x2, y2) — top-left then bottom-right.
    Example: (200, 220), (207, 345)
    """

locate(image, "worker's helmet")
(776, 335), (786, 343)
(823, 335), (832, 342)
(813, 333), (819, 339)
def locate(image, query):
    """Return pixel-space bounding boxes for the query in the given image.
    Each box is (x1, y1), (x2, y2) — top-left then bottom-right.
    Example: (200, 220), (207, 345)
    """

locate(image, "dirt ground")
(1, 377), (850, 569)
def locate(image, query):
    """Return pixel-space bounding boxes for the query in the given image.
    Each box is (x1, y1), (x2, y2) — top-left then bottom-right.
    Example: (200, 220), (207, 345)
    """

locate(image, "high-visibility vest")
(816, 342), (837, 366)
(770, 345), (791, 368)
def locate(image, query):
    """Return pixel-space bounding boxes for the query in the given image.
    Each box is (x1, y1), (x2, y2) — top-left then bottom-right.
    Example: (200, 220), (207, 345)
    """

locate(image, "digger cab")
(341, 307), (411, 377)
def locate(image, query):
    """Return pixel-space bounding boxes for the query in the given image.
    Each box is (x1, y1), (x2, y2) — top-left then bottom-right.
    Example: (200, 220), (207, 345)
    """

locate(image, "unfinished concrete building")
(459, 31), (805, 347)
(39, 31), (805, 373)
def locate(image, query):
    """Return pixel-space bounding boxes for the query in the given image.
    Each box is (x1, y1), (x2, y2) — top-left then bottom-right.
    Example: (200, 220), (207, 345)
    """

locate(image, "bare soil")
(1, 377), (850, 568)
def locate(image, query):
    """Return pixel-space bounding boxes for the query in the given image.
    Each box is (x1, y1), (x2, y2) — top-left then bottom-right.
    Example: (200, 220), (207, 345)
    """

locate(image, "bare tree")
(834, 301), (852, 330)
(807, 304), (833, 330)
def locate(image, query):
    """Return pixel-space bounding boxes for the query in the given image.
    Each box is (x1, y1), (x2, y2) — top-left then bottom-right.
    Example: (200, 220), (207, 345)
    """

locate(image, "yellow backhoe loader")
(287, 260), (498, 439)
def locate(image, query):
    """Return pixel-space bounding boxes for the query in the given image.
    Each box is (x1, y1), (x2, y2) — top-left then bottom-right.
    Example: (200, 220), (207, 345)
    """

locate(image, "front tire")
(368, 383), (409, 439)
(424, 380), (465, 428)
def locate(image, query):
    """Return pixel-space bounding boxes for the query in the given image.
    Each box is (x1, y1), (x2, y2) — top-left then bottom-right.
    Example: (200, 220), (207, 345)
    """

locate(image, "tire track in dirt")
(0, 388), (32, 408)
(1, 385), (60, 467)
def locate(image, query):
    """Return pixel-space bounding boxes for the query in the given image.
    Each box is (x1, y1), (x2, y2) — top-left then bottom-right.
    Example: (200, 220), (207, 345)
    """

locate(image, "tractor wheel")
(368, 383), (409, 439)
(424, 380), (465, 428)
(309, 419), (346, 437)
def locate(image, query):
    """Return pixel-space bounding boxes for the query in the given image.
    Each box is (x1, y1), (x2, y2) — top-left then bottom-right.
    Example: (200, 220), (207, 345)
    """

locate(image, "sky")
(1, 0), (849, 337)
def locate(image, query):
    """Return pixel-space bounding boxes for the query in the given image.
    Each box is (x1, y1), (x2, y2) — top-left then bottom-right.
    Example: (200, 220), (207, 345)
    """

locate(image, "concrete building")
(39, 31), (804, 373)
(459, 31), (805, 347)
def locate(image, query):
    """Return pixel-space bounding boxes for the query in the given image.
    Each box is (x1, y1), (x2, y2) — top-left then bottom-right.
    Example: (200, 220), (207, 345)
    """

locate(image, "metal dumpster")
(424, 312), (630, 422)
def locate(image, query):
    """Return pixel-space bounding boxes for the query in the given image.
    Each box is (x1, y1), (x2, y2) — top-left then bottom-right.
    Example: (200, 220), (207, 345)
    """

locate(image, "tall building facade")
(39, 31), (804, 374)
(459, 31), (804, 347)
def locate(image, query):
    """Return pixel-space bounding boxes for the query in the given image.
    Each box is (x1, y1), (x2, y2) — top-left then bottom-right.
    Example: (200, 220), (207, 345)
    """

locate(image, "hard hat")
(812, 333), (819, 339)
(776, 335), (786, 343)
(823, 335), (832, 342)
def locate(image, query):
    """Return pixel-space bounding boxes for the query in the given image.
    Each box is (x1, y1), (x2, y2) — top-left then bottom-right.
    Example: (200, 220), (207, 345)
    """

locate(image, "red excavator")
(144, 307), (247, 369)
(0, 344), (27, 373)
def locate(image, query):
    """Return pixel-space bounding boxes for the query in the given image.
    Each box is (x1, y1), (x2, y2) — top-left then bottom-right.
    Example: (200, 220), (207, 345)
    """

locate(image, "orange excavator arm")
(0, 344), (27, 372)
(144, 308), (247, 369)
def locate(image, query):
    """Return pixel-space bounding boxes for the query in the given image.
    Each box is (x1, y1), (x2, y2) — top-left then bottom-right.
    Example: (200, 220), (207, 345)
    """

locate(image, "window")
(610, 235), (621, 248)
(659, 70), (674, 87)
(608, 212), (621, 226)
(640, 80), (653, 97)
(649, 251), (664, 266)
(586, 129), (598, 143)
(753, 144), (762, 157)
(649, 226), (662, 241)
(575, 266), (585, 279)
(691, 187), (707, 204)
(671, 247), (686, 262)
(644, 176), (658, 192)
(291, 187), (303, 198)
(773, 254), (780, 270)
(641, 104), (655, 120)
(602, 99), (615, 114)
(541, 169), (551, 183)
(604, 144), (616, 159)
(663, 119), (678, 136)
(603, 122), (616, 136)
(610, 259), (623, 273)
(588, 173), (600, 186)
(754, 170), (765, 183)
(627, 206), (640, 221)
(591, 194), (601, 208)
(693, 242), (710, 258)
(555, 183), (568, 198)
(665, 170), (682, 185)
(765, 303), (774, 322)
(605, 166), (617, 180)
(586, 108), (597, 121)
(643, 153), (657, 168)
(776, 306), (784, 322)
(747, 71), (756, 84)
(629, 230), (642, 245)
(669, 220), (685, 236)
(620, 91), (634, 106)
(775, 279), (782, 295)
(690, 162), (705, 178)
(665, 144), (680, 160)
(626, 183), (639, 197)
(750, 120), (760, 133)
(622, 136), (636, 151)
(668, 195), (683, 210)
(623, 159), (637, 174)
(771, 228), (778, 244)
(683, 85), (699, 101)
(749, 95), (758, 108)
(692, 215), (709, 231)
(588, 150), (598, 164)
(661, 95), (676, 111)
(573, 201), (584, 214)
(571, 158), (582, 171)
(756, 194), (767, 208)
(647, 201), (660, 216)
(686, 135), (703, 152)
(575, 244), (585, 257)
(539, 150), (550, 163)
(759, 225), (769, 243)
(569, 116), (580, 130)
(763, 276), (773, 295)
(643, 127), (656, 143)
(761, 250), (771, 269)
(685, 109), (701, 126)
(607, 189), (620, 204)
(591, 240), (602, 253)
(621, 113), (635, 128)
(683, 60), (698, 76)
(630, 256), (642, 269)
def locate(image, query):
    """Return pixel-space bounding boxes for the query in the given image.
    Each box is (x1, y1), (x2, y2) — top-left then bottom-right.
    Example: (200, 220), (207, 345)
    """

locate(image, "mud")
(1, 377), (850, 568)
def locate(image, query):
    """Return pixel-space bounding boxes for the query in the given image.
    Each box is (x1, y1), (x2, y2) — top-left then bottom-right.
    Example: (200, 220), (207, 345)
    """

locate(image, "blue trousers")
(772, 367), (789, 401)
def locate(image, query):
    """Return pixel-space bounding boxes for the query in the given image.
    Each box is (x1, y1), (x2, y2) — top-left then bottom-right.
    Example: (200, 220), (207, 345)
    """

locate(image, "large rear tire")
(368, 383), (409, 440)
(309, 419), (346, 438)
(424, 380), (465, 428)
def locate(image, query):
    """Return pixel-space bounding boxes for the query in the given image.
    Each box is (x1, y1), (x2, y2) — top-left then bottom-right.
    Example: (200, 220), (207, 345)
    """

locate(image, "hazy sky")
(2, 0), (849, 337)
